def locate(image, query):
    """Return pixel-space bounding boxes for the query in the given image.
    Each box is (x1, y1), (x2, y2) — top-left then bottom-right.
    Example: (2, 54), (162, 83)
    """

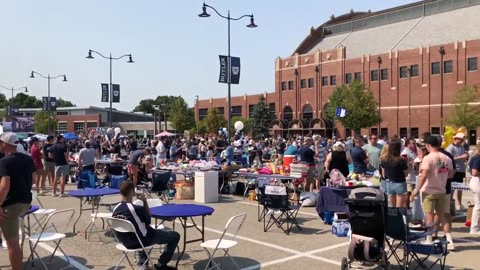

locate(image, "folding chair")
(386, 207), (437, 270)
(200, 213), (247, 270)
(29, 191), (57, 231)
(84, 194), (122, 240)
(145, 170), (171, 203)
(256, 187), (267, 222)
(26, 208), (76, 270)
(405, 240), (449, 270)
(107, 217), (156, 270)
(263, 185), (303, 235)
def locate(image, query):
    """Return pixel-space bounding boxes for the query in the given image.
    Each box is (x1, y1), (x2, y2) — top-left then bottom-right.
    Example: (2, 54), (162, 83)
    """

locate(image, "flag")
(335, 107), (347, 118)
(101, 83), (109, 102)
(218, 55), (228, 83)
(218, 55), (241, 84)
(112, 84), (120, 103)
(230, 56), (241, 84)
(42, 97), (49, 111)
(49, 97), (57, 111)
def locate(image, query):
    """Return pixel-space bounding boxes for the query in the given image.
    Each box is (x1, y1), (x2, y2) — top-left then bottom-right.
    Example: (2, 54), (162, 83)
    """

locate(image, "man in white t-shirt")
(155, 137), (167, 165)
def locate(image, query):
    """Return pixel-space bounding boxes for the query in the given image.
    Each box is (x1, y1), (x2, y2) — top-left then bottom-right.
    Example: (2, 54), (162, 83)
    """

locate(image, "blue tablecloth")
(68, 188), (120, 198)
(21, 204), (39, 218)
(316, 187), (352, 218)
(150, 204), (214, 219)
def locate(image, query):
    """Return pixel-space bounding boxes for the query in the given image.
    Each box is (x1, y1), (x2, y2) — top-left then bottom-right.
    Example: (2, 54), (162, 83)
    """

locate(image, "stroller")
(341, 187), (388, 270)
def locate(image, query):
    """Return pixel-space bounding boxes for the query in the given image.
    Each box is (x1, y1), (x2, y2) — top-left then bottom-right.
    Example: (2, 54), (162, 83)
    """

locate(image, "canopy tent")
(62, 132), (79, 140)
(155, 131), (175, 137)
(24, 134), (48, 142)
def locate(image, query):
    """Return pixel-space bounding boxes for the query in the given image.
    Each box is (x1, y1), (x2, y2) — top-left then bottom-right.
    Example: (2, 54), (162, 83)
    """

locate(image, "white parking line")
(237, 201), (319, 217)
(240, 254), (304, 270)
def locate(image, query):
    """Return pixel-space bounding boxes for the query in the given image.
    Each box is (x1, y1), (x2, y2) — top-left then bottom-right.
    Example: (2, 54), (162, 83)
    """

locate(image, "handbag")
(466, 201), (474, 227)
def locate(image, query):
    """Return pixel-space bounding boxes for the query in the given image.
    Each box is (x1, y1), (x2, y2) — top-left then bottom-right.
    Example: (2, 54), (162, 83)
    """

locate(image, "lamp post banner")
(101, 83), (109, 102)
(49, 97), (57, 111)
(218, 55), (228, 83)
(230, 56), (241, 84)
(42, 97), (49, 111)
(112, 84), (120, 103)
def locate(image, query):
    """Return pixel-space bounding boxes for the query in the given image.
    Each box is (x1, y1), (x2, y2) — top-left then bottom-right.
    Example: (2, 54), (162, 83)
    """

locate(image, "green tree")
(326, 81), (381, 133)
(10, 92), (42, 108)
(168, 97), (195, 132)
(203, 108), (226, 134)
(250, 96), (274, 139)
(0, 93), (9, 108)
(57, 98), (75, 107)
(230, 116), (250, 136)
(134, 99), (156, 114)
(134, 96), (187, 121)
(447, 85), (480, 130)
(34, 111), (58, 134)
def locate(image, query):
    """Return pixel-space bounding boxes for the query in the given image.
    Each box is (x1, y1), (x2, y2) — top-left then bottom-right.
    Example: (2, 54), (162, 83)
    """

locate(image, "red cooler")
(283, 155), (296, 171)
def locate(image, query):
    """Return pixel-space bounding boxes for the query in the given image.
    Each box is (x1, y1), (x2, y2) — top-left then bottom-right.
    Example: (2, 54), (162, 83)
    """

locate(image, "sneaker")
(52, 193), (58, 197)
(59, 194), (66, 198)
(154, 264), (177, 270)
(447, 243), (455, 251)
(455, 205), (467, 211)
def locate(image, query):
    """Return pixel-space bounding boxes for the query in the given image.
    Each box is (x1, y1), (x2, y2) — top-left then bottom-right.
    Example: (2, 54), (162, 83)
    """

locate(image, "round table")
(150, 204), (214, 267)
(68, 188), (120, 232)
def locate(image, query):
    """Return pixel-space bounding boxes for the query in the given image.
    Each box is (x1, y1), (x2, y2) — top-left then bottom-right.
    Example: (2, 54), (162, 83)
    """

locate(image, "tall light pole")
(86, 50), (134, 128)
(195, 95), (199, 133)
(377, 56), (382, 134)
(153, 104), (160, 135)
(30, 71), (67, 134)
(439, 47), (445, 133)
(407, 67), (412, 138)
(0, 85), (28, 116)
(198, 2), (257, 143)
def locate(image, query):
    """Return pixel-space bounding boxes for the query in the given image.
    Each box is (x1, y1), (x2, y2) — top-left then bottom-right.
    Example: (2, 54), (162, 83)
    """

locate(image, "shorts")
(422, 193), (449, 214)
(315, 162), (325, 180)
(445, 179), (452, 195)
(306, 165), (316, 184)
(452, 171), (466, 183)
(128, 164), (139, 175)
(386, 181), (407, 195)
(44, 161), (55, 171)
(0, 203), (30, 240)
(55, 165), (70, 177)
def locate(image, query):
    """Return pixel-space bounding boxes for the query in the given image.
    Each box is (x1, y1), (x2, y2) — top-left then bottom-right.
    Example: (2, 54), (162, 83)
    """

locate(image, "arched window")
(302, 105), (313, 121)
(283, 106), (293, 122)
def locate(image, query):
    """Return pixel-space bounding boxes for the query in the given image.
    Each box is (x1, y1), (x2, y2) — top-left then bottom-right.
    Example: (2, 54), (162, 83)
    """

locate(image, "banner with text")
(218, 55), (241, 84)
(42, 97), (57, 111)
(101, 83), (109, 102)
(112, 84), (120, 103)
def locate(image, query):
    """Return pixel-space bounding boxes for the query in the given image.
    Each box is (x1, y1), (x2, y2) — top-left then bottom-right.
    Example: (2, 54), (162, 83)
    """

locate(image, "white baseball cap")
(454, 133), (465, 139)
(0, 132), (19, 146)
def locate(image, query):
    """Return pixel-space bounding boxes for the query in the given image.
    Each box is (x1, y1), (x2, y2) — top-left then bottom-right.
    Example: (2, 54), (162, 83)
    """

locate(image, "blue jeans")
(386, 181), (407, 195)
(138, 229), (180, 266)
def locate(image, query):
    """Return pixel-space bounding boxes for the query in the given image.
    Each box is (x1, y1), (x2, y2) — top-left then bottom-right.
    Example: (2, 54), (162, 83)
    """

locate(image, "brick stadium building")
(195, 0), (480, 142)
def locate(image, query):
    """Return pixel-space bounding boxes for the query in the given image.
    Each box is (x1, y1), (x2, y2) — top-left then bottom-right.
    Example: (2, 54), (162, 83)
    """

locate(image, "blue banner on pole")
(335, 107), (347, 118)
(230, 56), (240, 84)
(218, 55), (240, 84)
(218, 55), (228, 83)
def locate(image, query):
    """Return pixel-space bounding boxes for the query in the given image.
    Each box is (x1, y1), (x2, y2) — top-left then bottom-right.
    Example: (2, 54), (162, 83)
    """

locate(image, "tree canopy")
(133, 96), (184, 119)
(203, 108), (226, 134)
(34, 111), (58, 134)
(250, 96), (274, 139)
(168, 97), (195, 132)
(326, 81), (381, 133)
(4, 93), (75, 108)
(447, 85), (480, 130)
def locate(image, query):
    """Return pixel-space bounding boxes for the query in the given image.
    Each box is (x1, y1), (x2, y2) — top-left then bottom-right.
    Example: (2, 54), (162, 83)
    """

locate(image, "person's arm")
(48, 146), (54, 159)
(78, 150), (83, 168)
(346, 151), (353, 164)
(411, 160), (428, 201)
(0, 176), (10, 223)
(455, 152), (469, 160)
(64, 147), (69, 163)
(447, 159), (454, 179)
(324, 153), (332, 171)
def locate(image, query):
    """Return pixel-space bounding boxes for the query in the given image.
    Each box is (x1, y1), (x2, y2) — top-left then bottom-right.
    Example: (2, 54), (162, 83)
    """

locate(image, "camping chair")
(263, 185), (303, 235)
(107, 217), (156, 270)
(84, 194), (122, 241)
(386, 207), (437, 269)
(26, 208), (76, 270)
(405, 240), (449, 270)
(77, 171), (101, 189)
(200, 213), (247, 270)
(144, 170), (171, 203)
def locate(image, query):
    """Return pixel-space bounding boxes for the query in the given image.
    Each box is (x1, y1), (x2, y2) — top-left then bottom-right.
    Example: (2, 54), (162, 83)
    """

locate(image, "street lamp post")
(377, 56), (382, 134)
(0, 85), (28, 116)
(439, 47), (445, 133)
(199, 2), (257, 143)
(194, 95), (199, 133)
(30, 71), (67, 134)
(408, 67), (412, 138)
(86, 50), (134, 128)
(153, 105), (160, 135)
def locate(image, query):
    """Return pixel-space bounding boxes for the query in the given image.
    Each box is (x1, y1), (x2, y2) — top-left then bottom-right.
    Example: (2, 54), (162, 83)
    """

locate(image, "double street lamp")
(0, 85), (28, 116)
(198, 2), (257, 143)
(86, 50), (134, 128)
(30, 71), (68, 134)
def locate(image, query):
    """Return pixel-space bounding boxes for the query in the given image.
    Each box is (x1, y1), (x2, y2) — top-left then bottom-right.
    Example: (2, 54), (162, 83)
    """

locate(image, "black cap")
(47, 135), (55, 142)
(57, 135), (64, 141)
(424, 135), (440, 147)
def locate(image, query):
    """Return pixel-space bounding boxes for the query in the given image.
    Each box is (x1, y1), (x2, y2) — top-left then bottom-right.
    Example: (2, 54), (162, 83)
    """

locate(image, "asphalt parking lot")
(1, 183), (479, 270)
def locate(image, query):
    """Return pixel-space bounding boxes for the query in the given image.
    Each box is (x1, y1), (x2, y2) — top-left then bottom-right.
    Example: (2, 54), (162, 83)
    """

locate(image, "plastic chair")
(107, 217), (156, 270)
(200, 213), (247, 270)
(263, 185), (303, 235)
(84, 194), (122, 240)
(26, 208), (76, 270)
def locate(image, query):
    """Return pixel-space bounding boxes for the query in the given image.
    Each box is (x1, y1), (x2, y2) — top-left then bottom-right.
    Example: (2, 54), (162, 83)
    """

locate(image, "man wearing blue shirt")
(351, 135), (369, 174)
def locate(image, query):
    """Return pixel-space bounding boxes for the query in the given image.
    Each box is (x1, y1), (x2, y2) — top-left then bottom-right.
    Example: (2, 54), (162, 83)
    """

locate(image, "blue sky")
(0, 0), (416, 111)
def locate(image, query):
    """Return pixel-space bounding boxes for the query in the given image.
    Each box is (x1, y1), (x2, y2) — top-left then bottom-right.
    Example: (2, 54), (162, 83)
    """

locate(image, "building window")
(380, 128), (388, 139)
(216, 107), (224, 115)
(248, 104), (255, 118)
(410, 64), (419, 77)
(231, 106), (242, 117)
(468, 57), (478, 71)
(56, 111), (68, 116)
(198, 108), (208, 120)
(283, 107), (293, 122)
(444, 60), (453, 74)
(370, 128), (378, 135)
(300, 79), (307, 89)
(354, 72), (361, 82)
(431, 62), (440, 75)
(308, 78), (314, 88)
(302, 105), (313, 121)
(399, 128), (408, 138)
(431, 127), (440, 135)
(381, 69), (388, 80)
(281, 81), (287, 91)
(86, 122), (97, 128)
(411, 127), (419, 139)
(330, 75), (337, 86)
(288, 81), (294, 90)
(74, 122), (84, 132)
(269, 103), (276, 119)
(399, 66), (408, 78)
(321, 76), (328, 86)
(371, 70), (379, 81)
(345, 128), (352, 138)
(345, 73), (353, 84)
(57, 122), (67, 133)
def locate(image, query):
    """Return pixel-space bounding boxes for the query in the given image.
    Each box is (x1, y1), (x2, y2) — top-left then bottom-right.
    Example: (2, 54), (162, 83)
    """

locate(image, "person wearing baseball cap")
(0, 132), (36, 269)
(446, 132), (469, 211)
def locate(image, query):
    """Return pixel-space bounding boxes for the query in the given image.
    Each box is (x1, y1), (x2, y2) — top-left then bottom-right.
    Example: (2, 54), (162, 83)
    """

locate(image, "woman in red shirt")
(30, 137), (46, 194)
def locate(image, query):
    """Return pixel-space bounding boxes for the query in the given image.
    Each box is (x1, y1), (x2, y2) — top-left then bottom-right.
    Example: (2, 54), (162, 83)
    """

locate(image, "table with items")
(235, 171), (302, 198)
(68, 188), (120, 232)
(150, 204), (214, 267)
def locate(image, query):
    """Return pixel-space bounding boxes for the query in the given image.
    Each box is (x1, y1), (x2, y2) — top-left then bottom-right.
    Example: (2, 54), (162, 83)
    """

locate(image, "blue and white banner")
(335, 107), (347, 118)
(112, 84), (120, 103)
(218, 55), (241, 84)
(101, 83), (109, 102)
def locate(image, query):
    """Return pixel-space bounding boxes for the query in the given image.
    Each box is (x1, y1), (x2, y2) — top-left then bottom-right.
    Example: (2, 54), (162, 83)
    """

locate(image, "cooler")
(283, 155), (296, 171)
